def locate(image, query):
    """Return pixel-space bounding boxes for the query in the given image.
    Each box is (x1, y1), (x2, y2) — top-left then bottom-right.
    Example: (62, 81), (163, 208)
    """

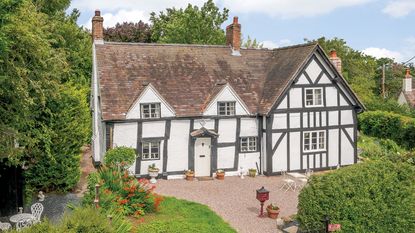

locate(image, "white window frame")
(240, 137), (257, 152)
(305, 88), (323, 107)
(141, 103), (161, 119)
(142, 141), (160, 160)
(218, 101), (236, 116)
(303, 130), (326, 152)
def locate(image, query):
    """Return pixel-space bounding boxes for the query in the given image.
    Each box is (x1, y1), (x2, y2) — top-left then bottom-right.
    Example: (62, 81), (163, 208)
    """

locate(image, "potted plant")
(184, 170), (194, 181)
(148, 163), (159, 184)
(249, 168), (257, 177)
(266, 203), (280, 219)
(216, 169), (225, 180)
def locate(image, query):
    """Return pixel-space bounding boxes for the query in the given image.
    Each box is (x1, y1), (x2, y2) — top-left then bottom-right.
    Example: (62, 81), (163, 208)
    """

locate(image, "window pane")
(315, 89), (322, 105)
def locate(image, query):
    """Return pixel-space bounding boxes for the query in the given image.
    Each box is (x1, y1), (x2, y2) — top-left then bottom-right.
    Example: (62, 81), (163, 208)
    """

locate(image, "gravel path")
(155, 175), (299, 233)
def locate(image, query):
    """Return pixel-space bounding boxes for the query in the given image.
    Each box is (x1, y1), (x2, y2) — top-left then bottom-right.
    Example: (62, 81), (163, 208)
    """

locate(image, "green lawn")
(135, 197), (236, 233)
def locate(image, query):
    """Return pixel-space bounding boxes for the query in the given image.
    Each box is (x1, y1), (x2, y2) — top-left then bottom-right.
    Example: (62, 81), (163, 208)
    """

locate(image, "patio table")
(9, 213), (35, 224)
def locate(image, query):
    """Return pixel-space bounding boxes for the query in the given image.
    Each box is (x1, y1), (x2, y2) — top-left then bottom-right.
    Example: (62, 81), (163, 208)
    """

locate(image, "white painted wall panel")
(341, 110), (354, 125)
(272, 134), (287, 172)
(339, 94), (348, 106)
(321, 111), (327, 126)
(289, 88), (302, 108)
(346, 128), (354, 142)
(204, 86), (249, 115)
(341, 129), (354, 165)
(167, 120), (190, 172)
(305, 59), (322, 83)
(318, 73), (331, 84)
(113, 122), (138, 148)
(302, 156), (307, 170)
(325, 87), (338, 106)
(217, 147), (235, 169)
(273, 114), (287, 129)
(240, 118), (258, 137)
(303, 113), (308, 128)
(297, 74), (310, 84)
(290, 113), (301, 128)
(309, 112), (315, 128)
(218, 119), (236, 142)
(321, 153), (327, 167)
(272, 133), (283, 148)
(309, 154), (314, 169)
(126, 86), (174, 119)
(276, 95), (288, 109)
(328, 111), (338, 126)
(290, 132), (301, 171)
(328, 129), (339, 166)
(315, 154), (320, 168)
(315, 112), (320, 127)
(262, 132), (267, 172)
(141, 140), (164, 174)
(142, 121), (165, 137)
(238, 152), (260, 171)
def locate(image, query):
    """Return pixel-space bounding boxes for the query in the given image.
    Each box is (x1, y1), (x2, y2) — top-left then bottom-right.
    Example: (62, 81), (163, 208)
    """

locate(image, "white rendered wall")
(194, 119), (215, 129)
(341, 128), (355, 165)
(341, 110), (354, 125)
(113, 123), (138, 148)
(272, 133), (287, 172)
(238, 152), (260, 171)
(204, 85), (249, 116)
(218, 119), (236, 142)
(167, 120), (190, 172)
(398, 92), (408, 105)
(305, 59), (322, 83)
(289, 132), (301, 171)
(273, 114), (287, 129)
(328, 129), (339, 167)
(142, 121), (165, 137)
(325, 87), (338, 106)
(289, 88), (302, 108)
(126, 85), (175, 119)
(239, 118), (258, 137)
(217, 147), (235, 169)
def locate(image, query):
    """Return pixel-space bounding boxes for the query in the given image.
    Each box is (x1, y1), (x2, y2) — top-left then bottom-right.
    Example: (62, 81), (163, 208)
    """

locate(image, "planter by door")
(194, 138), (211, 177)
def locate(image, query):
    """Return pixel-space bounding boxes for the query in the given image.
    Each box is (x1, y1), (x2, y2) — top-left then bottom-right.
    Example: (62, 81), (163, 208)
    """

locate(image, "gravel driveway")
(155, 175), (299, 233)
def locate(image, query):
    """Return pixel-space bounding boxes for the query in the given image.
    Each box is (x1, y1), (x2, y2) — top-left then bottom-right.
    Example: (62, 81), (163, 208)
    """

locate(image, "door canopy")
(190, 127), (219, 138)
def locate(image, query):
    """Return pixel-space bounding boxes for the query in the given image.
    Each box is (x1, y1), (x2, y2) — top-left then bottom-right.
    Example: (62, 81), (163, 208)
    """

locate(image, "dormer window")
(305, 88), (323, 107)
(141, 103), (161, 119)
(218, 101), (235, 116)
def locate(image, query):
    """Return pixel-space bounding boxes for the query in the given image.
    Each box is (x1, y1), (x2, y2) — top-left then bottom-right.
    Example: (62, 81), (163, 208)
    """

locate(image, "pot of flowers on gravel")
(184, 170), (194, 181)
(148, 163), (160, 184)
(216, 169), (225, 180)
(266, 203), (280, 219)
(249, 168), (257, 177)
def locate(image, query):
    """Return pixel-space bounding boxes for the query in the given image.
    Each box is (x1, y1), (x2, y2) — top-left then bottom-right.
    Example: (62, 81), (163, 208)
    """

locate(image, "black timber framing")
(105, 122), (114, 151)
(257, 115), (263, 174)
(188, 119), (195, 171)
(104, 114), (257, 123)
(265, 115), (273, 175)
(162, 120), (171, 175)
(212, 119), (219, 173)
(135, 122), (143, 174)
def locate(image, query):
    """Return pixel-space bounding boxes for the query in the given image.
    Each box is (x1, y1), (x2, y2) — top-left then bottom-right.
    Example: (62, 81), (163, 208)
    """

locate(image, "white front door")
(194, 137), (211, 177)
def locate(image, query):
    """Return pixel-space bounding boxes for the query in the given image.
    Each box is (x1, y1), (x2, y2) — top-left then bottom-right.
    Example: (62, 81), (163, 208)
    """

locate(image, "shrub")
(297, 160), (415, 232)
(104, 146), (136, 168)
(59, 206), (114, 233)
(84, 166), (162, 217)
(359, 111), (415, 149)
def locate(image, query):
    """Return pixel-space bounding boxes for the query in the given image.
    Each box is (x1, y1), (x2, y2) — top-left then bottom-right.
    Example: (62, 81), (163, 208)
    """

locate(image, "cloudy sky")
(70, 0), (415, 63)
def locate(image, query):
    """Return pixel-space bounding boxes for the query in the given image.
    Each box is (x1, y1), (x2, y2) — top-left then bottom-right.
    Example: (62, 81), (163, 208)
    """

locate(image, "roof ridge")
(103, 41), (229, 48)
(271, 42), (318, 51)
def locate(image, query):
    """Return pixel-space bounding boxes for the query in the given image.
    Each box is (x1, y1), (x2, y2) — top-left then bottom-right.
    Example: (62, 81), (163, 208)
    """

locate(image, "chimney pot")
(406, 68), (411, 77)
(95, 10), (101, 16)
(233, 16), (238, 24)
(403, 68), (412, 92)
(330, 49), (337, 58)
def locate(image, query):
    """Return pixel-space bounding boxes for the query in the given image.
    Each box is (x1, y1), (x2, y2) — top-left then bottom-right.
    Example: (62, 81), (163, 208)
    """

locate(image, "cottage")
(398, 68), (415, 108)
(91, 11), (364, 178)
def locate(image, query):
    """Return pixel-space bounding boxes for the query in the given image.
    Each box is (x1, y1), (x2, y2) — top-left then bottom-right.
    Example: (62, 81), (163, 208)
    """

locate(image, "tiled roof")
(95, 42), (317, 120)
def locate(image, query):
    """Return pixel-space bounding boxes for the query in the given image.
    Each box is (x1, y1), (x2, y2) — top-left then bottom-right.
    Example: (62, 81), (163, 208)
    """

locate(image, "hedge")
(358, 111), (415, 149)
(297, 160), (415, 232)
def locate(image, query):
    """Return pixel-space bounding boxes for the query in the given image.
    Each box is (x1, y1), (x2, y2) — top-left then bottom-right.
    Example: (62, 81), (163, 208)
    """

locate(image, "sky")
(69, 0), (415, 63)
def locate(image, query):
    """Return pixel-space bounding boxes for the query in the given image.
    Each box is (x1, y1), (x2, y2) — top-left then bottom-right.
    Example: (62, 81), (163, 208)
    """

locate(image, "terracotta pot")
(216, 172), (225, 180)
(267, 207), (280, 219)
(185, 173), (194, 181)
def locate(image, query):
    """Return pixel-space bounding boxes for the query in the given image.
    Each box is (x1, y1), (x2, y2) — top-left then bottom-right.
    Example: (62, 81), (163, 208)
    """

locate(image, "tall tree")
(241, 35), (263, 49)
(104, 21), (153, 43)
(150, 0), (229, 44)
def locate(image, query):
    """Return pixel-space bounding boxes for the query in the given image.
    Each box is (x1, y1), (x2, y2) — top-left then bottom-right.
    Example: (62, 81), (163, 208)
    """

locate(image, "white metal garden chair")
(279, 171), (296, 192)
(30, 203), (43, 223)
(0, 221), (11, 231)
(16, 218), (33, 231)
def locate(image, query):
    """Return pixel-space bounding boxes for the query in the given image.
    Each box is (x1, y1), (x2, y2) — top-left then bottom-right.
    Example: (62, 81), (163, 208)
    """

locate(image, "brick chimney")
(92, 10), (104, 44)
(226, 17), (241, 56)
(329, 49), (342, 73)
(403, 68), (413, 92)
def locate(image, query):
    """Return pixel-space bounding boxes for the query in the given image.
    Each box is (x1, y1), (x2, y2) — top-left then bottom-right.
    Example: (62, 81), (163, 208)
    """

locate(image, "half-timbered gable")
(91, 11), (364, 179)
(264, 47), (362, 175)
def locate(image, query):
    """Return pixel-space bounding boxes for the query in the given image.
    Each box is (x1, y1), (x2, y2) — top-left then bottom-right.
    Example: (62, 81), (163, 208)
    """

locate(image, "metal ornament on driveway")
(256, 186), (269, 217)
